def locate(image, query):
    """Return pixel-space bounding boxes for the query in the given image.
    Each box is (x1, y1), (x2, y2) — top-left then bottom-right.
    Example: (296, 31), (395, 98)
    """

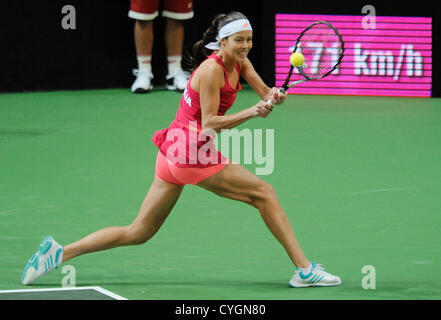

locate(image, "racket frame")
(275, 21), (345, 97)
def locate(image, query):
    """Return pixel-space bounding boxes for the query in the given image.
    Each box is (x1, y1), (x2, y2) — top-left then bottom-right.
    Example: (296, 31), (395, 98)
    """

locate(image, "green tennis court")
(1, 88), (440, 300)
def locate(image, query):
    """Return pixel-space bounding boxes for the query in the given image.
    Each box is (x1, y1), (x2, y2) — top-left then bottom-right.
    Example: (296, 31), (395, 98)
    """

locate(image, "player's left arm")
(240, 58), (287, 105)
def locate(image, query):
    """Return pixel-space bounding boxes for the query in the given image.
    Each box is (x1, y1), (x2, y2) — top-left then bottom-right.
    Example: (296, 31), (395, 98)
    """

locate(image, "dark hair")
(185, 12), (249, 71)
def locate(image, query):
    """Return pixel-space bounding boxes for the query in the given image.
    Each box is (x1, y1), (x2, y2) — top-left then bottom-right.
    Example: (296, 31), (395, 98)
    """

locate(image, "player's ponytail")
(186, 12), (249, 70)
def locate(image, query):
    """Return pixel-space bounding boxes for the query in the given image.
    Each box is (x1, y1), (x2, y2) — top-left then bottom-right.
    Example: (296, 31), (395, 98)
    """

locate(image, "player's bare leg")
(62, 178), (184, 262)
(197, 163), (342, 287)
(197, 163), (310, 269)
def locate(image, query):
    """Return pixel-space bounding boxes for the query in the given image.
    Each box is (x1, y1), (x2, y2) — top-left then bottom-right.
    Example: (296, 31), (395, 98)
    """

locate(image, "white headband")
(204, 19), (253, 50)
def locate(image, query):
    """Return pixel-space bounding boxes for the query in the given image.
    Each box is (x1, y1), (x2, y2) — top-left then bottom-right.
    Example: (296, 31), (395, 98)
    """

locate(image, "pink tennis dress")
(152, 54), (242, 185)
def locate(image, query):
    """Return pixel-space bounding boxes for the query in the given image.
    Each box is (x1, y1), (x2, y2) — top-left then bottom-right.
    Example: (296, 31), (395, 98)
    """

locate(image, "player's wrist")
(248, 105), (259, 118)
(263, 88), (274, 101)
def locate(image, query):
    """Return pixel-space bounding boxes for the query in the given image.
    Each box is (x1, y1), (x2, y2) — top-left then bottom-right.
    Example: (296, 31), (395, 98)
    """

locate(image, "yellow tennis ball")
(290, 52), (305, 67)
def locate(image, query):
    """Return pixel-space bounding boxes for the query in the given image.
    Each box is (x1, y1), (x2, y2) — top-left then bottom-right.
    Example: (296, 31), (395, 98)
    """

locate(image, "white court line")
(0, 286), (127, 300)
(91, 286), (127, 300)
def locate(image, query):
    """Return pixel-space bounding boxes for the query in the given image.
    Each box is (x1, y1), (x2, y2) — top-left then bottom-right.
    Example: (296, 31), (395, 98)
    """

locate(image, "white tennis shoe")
(166, 69), (189, 92)
(131, 69), (154, 93)
(21, 236), (63, 285)
(289, 262), (342, 287)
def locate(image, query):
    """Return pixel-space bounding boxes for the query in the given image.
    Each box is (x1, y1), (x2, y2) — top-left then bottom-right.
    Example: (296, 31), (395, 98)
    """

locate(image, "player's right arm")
(240, 57), (287, 105)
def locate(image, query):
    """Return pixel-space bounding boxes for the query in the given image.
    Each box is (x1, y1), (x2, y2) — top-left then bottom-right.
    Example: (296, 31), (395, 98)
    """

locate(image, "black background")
(1, 0), (439, 96)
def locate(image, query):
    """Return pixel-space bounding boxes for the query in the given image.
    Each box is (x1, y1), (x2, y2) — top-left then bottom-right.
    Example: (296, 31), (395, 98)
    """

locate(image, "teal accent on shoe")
(21, 237), (55, 283)
(298, 262), (316, 279)
(21, 254), (39, 282)
(309, 273), (320, 283)
(54, 247), (63, 270)
(39, 236), (53, 254)
(28, 253), (38, 266)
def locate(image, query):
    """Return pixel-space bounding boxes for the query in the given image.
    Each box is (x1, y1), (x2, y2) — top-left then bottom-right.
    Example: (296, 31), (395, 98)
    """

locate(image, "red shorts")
(129, 0), (194, 21)
(155, 151), (227, 186)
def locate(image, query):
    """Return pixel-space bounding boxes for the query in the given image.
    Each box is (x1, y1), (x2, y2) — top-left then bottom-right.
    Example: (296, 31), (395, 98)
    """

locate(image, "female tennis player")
(22, 12), (341, 288)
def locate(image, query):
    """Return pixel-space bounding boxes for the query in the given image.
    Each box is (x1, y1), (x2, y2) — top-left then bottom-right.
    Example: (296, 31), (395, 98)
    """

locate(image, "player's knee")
(126, 225), (151, 245)
(131, 234), (150, 245)
(249, 181), (277, 209)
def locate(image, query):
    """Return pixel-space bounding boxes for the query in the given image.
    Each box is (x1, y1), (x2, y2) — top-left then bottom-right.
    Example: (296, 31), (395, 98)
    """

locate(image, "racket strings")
(297, 24), (343, 79)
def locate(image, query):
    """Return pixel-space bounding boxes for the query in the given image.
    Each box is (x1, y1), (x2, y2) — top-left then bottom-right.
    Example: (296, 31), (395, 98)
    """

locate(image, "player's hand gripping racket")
(266, 21), (344, 105)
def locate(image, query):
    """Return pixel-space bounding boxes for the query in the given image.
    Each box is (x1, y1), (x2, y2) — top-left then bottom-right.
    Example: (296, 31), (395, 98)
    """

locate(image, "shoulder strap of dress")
(208, 54), (229, 86)
(208, 54), (228, 73)
(235, 62), (240, 76)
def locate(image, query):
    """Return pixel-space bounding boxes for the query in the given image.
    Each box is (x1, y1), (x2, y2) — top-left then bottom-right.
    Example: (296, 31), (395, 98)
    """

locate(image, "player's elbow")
(202, 116), (220, 133)
(201, 117), (210, 130)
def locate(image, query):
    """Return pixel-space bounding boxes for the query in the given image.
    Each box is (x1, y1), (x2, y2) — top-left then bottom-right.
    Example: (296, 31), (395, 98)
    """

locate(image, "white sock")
(299, 263), (312, 275)
(137, 55), (152, 74)
(167, 55), (182, 76)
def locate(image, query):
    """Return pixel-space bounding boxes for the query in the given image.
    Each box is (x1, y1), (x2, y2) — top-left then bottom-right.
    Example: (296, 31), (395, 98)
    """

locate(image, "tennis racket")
(267, 21), (344, 104)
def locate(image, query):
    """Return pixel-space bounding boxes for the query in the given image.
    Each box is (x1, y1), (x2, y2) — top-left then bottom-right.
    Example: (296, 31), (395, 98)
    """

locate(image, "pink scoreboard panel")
(275, 14), (432, 97)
